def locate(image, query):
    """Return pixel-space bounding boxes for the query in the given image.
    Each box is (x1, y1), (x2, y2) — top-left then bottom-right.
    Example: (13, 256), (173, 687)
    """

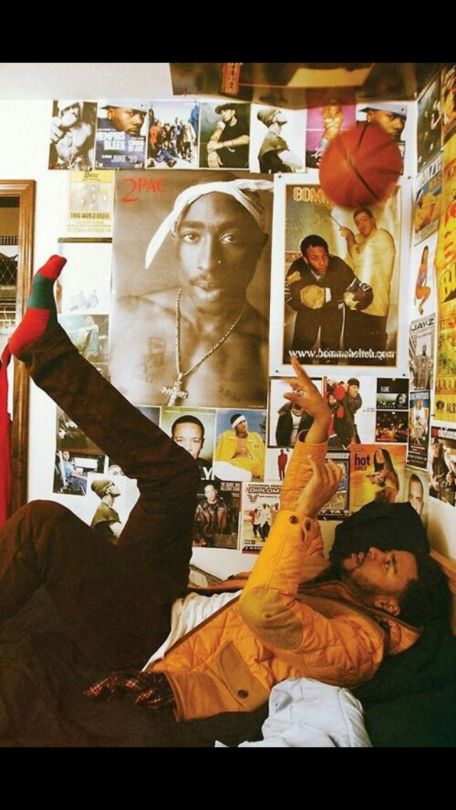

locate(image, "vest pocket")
(217, 642), (269, 711)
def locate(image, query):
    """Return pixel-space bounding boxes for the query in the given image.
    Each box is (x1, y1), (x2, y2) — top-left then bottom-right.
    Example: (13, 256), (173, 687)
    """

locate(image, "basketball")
(319, 122), (403, 208)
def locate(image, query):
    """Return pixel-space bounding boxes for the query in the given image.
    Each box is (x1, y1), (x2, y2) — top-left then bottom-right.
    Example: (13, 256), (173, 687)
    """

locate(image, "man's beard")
(339, 566), (378, 597)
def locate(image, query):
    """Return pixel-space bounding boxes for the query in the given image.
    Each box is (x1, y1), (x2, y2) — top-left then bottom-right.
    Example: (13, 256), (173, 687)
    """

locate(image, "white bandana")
(145, 179), (273, 269)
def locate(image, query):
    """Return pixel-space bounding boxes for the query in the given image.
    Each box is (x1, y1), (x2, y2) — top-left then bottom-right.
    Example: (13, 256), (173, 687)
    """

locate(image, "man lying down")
(0, 256), (449, 747)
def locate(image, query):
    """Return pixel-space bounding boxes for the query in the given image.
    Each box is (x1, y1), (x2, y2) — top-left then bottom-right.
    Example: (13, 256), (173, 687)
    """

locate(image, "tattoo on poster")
(198, 102), (250, 170)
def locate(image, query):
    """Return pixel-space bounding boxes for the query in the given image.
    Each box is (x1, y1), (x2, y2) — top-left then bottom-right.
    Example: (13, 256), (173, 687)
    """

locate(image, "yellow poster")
(349, 444), (407, 513)
(435, 134), (456, 421)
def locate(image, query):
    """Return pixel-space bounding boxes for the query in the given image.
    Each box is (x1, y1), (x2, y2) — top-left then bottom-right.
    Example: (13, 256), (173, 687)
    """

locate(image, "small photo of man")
(86, 471), (140, 542)
(249, 104), (305, 174)
(404, 469), (428, 526)
(264, 448), (290, 482)
(193, 479), (240, 549)
(49, 100), (97, 171)
(95, 99), (150, 169)
(214, 408), (266, 481)
(199, 102), (250, 169)
(161, 407), (215, 479)
(268, 377), (320, 447)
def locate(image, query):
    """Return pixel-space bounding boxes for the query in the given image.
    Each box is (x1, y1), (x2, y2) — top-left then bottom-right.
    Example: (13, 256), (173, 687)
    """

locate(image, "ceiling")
(0, 63), (173, 100)
(170, 63), (442, 108)
(0, 62), (441, 104)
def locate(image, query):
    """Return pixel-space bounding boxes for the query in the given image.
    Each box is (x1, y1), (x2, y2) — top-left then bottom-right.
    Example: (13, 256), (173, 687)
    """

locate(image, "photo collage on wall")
(47, 95), (415, 178)
(407, 70), (451, 529)
(51, 67), (456, 552)
(54, 151), (415, 550)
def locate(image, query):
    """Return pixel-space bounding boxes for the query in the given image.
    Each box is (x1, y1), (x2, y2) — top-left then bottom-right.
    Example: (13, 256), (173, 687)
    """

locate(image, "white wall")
(0, 101), (71, 504)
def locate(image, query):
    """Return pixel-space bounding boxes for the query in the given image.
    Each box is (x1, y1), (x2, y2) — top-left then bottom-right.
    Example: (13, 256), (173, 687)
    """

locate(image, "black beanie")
(330, 500), (429, 567)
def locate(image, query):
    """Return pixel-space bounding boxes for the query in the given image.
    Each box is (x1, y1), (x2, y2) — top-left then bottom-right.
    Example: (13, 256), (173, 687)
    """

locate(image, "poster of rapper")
(109, 170), (273, 409)
(269, 174), (404, 375)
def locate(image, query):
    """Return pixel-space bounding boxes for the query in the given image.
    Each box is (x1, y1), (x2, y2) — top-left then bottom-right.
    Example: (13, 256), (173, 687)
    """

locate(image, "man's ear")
(372, 595), (400, 616)
(302, 253), (309, 265)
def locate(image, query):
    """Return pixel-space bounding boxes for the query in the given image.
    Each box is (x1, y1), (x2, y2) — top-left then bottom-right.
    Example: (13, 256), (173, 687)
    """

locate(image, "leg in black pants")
(0, 326), (199, 669)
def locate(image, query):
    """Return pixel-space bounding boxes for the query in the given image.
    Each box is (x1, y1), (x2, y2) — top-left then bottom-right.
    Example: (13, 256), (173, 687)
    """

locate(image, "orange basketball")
(319, 121), (403, 208)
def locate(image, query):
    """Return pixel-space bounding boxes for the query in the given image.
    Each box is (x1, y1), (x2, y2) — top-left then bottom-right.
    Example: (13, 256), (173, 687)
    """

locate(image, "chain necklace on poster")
(161, 288), (246, 406)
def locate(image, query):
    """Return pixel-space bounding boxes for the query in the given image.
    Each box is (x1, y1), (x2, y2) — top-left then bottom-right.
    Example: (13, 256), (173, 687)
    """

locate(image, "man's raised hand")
(297, 458), (342, 518)
(284, 358), (330, 444)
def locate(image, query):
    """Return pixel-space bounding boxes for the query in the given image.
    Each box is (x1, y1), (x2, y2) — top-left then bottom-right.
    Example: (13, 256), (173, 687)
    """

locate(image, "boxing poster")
(269, 173), (406, 376)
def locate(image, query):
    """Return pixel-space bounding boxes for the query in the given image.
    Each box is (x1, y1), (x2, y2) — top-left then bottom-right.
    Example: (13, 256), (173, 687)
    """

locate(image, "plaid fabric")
(84, 670), (175, 711)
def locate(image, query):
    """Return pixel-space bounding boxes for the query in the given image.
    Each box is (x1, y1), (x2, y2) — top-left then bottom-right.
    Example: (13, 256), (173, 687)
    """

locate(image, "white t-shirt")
(289, 411), (303, 447)
(142, 590), (241, 670)
(351, 228), (395, 317)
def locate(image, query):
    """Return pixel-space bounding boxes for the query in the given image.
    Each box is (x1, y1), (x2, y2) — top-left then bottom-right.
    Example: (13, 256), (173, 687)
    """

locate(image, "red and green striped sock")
(9, 255), (67, 356)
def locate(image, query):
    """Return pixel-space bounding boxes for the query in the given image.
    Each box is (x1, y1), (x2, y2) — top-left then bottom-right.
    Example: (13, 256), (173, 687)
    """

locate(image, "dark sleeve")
(260, 150), (289, 173)
(275, 414), (288, 446)
(344, 272), (374, 311)
(285, 261), (307, 311)
(351, 394), (362, 414)
(92, 521), (116, 542)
